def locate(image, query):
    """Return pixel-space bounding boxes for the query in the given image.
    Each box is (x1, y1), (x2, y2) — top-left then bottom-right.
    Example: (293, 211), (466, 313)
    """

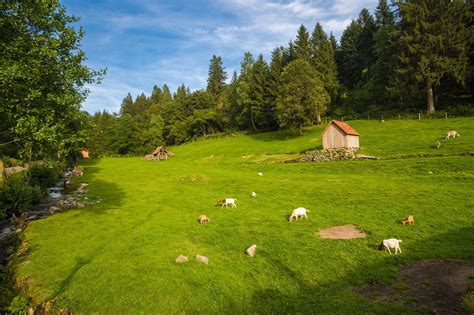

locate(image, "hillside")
(11, 118), (474, 313)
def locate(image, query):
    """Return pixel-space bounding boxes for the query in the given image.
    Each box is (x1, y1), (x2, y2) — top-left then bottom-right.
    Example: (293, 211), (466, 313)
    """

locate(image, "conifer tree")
(207, 55), (227, 97)
(236, 52), (254, 130)
(310, 23), (339, 106)
(263, 48), (283, 130)
(396, 0), (472, 114)
(248, 54), (268, 130)
(295, 25), (310, 61)
(120, 93), (134, 116)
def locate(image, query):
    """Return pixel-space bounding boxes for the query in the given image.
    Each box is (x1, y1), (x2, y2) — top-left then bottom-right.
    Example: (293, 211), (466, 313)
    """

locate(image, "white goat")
(382, 239), (402, 254)
(446, 130), (460, 139)
(222, 198), (237, 208)
(245, 244), (257, 257)
(258, 172), (263, 176)
(289, 207), (310, 222)
(251, 192), (257, 197)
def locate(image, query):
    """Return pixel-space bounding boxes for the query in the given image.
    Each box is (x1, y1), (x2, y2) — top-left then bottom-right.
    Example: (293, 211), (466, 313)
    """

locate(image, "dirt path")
(355, 259), (474, 314)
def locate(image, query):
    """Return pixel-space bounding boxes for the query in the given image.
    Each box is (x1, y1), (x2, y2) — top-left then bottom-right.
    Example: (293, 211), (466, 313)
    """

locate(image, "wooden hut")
(321, 120), (360, 149)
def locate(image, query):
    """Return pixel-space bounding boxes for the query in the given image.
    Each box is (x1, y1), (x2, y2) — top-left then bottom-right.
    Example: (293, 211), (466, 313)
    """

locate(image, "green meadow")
(12, 118), (474, 313)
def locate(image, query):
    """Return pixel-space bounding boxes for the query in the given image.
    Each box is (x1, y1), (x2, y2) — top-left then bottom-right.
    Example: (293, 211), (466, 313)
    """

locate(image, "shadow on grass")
(76, 158), (125, 216)
(249, 226), (474, 313)
(249, 130), (301, 142)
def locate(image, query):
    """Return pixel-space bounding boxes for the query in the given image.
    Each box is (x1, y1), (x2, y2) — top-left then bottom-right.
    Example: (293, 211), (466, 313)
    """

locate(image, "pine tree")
(295, 25), (310, 61)
(337, 20), (363, 90)
(356, 9), (377, 81)
(236, 52), (254, 130)
(396, 0), (472, 114)
(310, 23), (339, 108)
(150, 85), (162, 105)
(207, 55), (227, 97)
(263, 48), (283, 130)
(282, 42), (296, 67)
(372, 0), (397, 107)
(248, 54), (268, 130)
(119, 93), (134, 116)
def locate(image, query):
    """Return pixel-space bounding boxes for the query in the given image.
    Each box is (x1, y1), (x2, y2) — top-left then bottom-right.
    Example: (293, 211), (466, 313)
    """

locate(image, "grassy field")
(12, 117), (474, 313)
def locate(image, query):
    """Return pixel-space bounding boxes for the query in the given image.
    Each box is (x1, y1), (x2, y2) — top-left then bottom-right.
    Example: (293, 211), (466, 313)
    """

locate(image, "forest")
(1, 0), (473, 159)
(86, 0), (473, 157)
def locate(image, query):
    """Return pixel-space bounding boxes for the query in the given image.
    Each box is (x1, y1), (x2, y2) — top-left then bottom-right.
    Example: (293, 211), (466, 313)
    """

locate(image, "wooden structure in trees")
(321, 120), (360, 149)
(81, 149), (89, 159)
(145, 146), (173, 161)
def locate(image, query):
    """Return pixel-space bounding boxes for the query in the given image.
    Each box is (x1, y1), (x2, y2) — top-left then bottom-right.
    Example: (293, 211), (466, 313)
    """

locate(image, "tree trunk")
(298, 124), (303, 136)
(250, 110), (258, 132)
(316, 112), (322, 125)
(426, 79), (435, 114)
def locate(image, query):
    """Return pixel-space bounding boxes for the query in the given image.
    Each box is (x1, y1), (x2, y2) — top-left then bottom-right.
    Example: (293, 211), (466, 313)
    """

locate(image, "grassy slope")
(13, 118), (474, 313)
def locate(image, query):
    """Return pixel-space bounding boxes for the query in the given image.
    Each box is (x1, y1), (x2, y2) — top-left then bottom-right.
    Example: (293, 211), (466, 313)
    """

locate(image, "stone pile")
(301, 148), (356, 162)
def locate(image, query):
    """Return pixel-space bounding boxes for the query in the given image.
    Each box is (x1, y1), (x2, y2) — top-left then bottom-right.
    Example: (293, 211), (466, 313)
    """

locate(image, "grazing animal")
(199, 215), (209, 224)
(446, 130), (460, 139)
(289, 207), (310, 222)
(402, 215), (414, 225)
(258, 172), (263, 176)
(221, 198), (237, 208)
(245, 244), (257, 257)
(251, 192), (257, 197)
(436, 141), (441, 148)
(381, 239), (402, 254)
(216, 199), (226, 206)
(380, 119), (385, 123)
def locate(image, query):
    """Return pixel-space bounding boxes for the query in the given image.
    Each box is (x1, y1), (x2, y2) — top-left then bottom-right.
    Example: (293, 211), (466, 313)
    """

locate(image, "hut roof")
(324, 120), (359, 136)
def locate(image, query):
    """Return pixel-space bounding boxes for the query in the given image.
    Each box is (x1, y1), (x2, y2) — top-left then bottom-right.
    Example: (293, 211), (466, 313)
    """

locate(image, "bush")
(27, 161), (62, 191)
(0, 174), (41, 217)
(9, 294), (30, 314)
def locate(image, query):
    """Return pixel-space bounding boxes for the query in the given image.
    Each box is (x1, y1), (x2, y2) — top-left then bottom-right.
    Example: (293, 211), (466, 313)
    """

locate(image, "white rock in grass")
(245, 244), (257, 257)
(251, 192), (257, 197)
(196, 255), (209, 264)
(175, 255), (188, 263)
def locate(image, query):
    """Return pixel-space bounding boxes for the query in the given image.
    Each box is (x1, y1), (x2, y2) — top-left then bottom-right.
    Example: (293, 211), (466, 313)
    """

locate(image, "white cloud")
(79, 0), (380, 113)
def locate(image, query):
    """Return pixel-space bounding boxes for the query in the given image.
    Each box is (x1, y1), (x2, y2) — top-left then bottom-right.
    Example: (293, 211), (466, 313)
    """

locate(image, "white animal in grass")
(446, 130), (460, 139)
(258, 172), (263, 176)
(251, 192), (257, 197)
(221, 198), (237, 208)
(288, 207), (310, 222)
(382, 238), (402, 254)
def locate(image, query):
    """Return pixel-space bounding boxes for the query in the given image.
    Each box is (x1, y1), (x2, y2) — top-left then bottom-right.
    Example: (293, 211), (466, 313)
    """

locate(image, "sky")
(62, 0), (379, 114)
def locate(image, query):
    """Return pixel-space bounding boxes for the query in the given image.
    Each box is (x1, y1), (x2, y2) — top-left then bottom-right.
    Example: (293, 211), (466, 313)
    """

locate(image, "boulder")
(175, 255), (188, 263)
(196, 255), (209, 265)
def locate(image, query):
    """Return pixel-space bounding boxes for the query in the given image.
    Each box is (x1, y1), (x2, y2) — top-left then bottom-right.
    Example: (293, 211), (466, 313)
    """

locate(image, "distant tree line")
(88, 0), (473, 156)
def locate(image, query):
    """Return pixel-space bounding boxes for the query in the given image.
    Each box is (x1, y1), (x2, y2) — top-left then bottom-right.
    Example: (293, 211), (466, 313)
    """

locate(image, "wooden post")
(399, 114), (401, 120)
(418, 112), (421, 120)
(445, 112), (448, 120)
(342, 116), (344, 121)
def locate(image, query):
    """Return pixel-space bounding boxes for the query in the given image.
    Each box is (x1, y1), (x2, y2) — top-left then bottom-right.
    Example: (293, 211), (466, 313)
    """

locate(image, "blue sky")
(62, 0), (378, 114)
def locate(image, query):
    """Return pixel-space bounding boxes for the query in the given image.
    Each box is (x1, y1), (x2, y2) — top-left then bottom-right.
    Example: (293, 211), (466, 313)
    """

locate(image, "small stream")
(0, 170), (72, 265)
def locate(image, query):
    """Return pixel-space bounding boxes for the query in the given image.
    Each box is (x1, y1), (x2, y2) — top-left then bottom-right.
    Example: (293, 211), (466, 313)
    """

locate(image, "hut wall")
(322, 125), (346, 149)
(346, 135), (359, 149)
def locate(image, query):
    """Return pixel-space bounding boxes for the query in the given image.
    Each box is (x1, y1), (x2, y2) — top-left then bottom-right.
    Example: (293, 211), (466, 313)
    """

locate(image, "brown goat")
(199, 215), (209, 224)
(402, 215), (414, 225)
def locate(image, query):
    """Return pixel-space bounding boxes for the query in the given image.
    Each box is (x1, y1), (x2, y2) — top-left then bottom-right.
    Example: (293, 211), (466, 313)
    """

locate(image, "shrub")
(0, 174), (41, 217)
(9, 294), (30, 314)
(27, 161), (62, 191)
